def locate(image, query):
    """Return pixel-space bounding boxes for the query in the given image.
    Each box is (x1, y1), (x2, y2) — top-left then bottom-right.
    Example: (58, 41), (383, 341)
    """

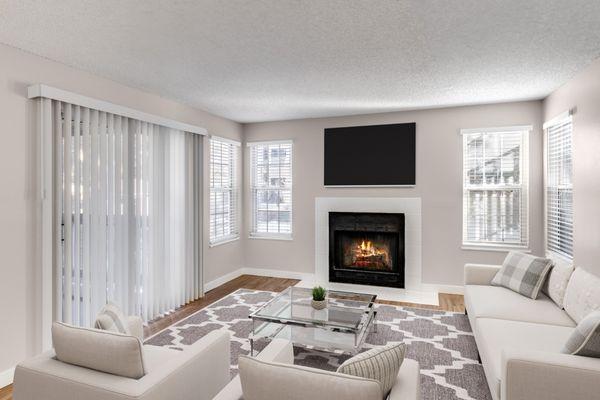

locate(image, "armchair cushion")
(52, 322), (146, 379)
(239, 356), (383, 400)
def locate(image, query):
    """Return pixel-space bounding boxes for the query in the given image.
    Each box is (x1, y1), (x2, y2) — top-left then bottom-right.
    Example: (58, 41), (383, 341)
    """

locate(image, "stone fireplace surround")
(300, 196), (437, 305)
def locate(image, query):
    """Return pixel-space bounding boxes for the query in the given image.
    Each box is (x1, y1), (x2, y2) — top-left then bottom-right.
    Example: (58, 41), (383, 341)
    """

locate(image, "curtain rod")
(27, 84), (208, 135)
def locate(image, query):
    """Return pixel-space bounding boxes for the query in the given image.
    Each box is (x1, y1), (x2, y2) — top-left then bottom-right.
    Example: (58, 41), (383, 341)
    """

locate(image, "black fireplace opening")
(329, 212), (405, 288)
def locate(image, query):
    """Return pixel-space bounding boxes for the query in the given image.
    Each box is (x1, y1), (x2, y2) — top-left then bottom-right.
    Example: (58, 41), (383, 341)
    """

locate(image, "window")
(544, 113), (573, 260)
(209, 137), (240, 245)
(249, 141), (293, 239)
(462, 126), (530, 248)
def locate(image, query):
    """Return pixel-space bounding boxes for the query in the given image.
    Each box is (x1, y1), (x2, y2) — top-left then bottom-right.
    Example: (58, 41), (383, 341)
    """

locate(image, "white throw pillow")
(94, 302), (131, 334)
(52, 322), (146, 379)
(337, 343), (405, 396)
(542, 258), (575, 308)
(563, 267), (600, 323)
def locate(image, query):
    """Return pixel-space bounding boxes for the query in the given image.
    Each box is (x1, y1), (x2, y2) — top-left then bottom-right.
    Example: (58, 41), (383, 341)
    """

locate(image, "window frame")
(461, 126), (531, 251)
(543, 112), (574, 262)
(209, 136), (241, 247)
(248, 140), (293, 240)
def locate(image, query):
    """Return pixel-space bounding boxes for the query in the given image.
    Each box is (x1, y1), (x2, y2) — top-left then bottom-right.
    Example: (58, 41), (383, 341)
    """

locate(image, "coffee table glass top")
(251, 286), (376, 332)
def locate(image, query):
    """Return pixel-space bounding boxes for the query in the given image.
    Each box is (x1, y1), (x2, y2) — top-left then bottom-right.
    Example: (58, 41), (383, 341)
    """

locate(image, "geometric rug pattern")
(145, 289), (492, 400)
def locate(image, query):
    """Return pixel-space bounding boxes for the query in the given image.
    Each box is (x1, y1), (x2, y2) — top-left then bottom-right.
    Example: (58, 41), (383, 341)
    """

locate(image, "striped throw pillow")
(562, 311), (600, 357)
(336, 343), (405, 396)
(491, 252), (553, 299)
(94, 302), (130, 335)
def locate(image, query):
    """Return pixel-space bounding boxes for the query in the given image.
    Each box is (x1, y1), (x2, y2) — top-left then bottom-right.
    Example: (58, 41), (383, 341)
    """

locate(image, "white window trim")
(248, 140), (293, 240)
(209, 135), (241, 246)
(543, 110), (574, 261)
(461, 125), (532, 251)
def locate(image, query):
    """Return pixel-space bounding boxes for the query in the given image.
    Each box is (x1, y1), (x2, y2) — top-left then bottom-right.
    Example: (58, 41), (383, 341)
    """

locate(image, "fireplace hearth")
(329, 212), (405, 288)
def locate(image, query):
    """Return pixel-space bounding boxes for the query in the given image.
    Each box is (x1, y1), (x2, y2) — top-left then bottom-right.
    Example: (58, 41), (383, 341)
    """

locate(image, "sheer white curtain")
(50, 99), (202, 326)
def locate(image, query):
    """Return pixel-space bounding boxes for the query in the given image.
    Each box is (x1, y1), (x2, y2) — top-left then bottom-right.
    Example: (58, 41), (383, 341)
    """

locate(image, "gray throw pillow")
(337, 343), (405, 396)
(491, 252), (552, 299)
(562, 311), (600, 357)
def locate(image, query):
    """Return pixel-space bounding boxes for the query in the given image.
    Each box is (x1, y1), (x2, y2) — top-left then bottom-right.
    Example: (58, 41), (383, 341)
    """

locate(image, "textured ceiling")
(1, 0), (600, 123)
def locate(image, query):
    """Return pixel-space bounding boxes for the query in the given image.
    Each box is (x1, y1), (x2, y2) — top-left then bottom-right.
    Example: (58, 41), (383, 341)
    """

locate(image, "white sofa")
(13, 327), (231, 400)
(214, 339), (421, 400)
(464, 263), (600, 400)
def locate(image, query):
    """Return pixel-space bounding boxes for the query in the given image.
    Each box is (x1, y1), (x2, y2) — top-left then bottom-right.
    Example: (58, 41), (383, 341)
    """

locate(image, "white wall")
(543, 58), (600, 277)
(0, 43), (243, 374)
(242, 101), (545, 286)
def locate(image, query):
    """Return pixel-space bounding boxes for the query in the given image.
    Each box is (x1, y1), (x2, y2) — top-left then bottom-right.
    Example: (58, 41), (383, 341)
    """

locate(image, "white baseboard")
(420, 283), (464, 295)
(203, 269), (245, 292)
(203, 267), (314, 292)
(0, 366), (15, 389)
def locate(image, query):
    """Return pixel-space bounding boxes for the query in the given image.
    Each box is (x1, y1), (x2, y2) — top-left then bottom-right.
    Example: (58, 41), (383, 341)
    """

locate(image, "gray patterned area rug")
(145, 289), (491, 400)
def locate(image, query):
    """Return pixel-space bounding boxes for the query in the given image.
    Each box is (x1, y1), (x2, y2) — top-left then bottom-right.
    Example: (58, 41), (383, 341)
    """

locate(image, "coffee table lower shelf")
(249, 311), (377, 356)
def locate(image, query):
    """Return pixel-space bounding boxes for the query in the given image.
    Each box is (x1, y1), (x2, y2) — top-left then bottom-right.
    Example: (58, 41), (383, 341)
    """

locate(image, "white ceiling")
(1, 1), (600, 123)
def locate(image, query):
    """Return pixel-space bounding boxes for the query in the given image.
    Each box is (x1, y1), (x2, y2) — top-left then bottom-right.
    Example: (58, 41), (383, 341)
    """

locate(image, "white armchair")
(13, 325), (231, 400)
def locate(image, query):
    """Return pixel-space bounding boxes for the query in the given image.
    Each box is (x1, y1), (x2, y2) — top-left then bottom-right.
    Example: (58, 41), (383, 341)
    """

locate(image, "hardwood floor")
(1, 275), (464, 398)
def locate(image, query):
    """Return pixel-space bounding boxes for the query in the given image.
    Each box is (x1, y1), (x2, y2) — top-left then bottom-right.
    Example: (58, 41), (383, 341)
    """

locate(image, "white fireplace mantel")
(298, 196), (437, 305)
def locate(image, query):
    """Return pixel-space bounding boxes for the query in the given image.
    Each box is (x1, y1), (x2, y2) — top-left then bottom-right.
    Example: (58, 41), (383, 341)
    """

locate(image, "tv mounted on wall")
(324, 122), (416, 187)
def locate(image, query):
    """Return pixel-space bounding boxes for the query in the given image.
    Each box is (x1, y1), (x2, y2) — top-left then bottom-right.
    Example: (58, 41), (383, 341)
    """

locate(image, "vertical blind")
(462, 128), (529, 247)
(545, 115), (573, 259)
(249, 141), (293, 238)
(209, 137), (240, 245)
(51, 99), (203, 326)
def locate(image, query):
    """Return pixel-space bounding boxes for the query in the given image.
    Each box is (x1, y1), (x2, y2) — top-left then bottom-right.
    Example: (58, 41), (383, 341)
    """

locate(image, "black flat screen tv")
(324, 123), (416, 186)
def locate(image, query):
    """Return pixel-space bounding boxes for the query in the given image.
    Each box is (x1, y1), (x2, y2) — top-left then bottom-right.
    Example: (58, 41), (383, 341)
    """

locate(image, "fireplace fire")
(329, 212), (405, 288)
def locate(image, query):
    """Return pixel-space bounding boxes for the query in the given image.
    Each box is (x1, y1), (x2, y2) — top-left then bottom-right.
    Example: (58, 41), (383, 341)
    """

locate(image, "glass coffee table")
(249, 286), (377, 355)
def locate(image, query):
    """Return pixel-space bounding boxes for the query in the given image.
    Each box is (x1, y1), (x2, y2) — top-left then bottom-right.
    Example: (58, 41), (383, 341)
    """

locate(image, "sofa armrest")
(213, 339), (294, 400)
(464, 263), (501, 286)
(127, 316), (144, 341)
(501, 349), (600, 400)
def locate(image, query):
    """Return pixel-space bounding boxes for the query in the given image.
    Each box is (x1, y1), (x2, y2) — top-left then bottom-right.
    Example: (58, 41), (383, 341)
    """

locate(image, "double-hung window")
(462, 126), (530, 249)
(544, 113), (573, 260)
(249, 140), (293, 239)
(209, 136), (240, 245)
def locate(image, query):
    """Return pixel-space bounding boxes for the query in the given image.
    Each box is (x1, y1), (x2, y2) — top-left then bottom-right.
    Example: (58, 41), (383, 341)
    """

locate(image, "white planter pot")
(311, 299), (327, 310)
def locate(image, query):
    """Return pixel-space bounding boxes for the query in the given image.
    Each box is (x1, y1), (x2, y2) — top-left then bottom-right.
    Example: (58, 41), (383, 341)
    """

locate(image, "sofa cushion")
(476, 318), (574, 400)
(95, 302), (131, 334)
(564, 267), (600, 323)
(465, 285), (575, 328)
(542, 258), (574, 308)
(337, 343), (405, 395)
(52, 322), (146, 379)
(563, 311), (600, 357)
(491, 252), (552, 299)
(239, 355), (382, 400)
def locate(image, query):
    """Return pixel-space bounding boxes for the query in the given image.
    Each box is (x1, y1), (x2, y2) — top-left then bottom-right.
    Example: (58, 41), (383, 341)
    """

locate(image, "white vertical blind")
(51, 99), (203, 325)
(249, 141), (293, 238)
(545, 114), (573, 260)
(209, 137), (240, 245)
(462, 127), (529, 247)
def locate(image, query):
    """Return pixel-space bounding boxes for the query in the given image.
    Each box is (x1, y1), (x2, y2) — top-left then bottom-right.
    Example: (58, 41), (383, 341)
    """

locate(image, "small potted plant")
(311, 286), (327, 310)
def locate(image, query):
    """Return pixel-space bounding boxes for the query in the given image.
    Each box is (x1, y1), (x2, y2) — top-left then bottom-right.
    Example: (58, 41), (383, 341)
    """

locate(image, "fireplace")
(329, 212), (405, 288)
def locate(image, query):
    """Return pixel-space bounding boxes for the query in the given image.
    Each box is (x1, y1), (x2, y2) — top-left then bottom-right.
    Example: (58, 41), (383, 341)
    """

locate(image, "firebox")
(329, 212), (405, 288)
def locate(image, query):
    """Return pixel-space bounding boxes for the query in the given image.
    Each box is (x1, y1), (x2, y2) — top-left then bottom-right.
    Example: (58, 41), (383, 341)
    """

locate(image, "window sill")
(209, 236), (240, 248)
(249, 234), (293, 241)
(461, 244), (530, 253)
